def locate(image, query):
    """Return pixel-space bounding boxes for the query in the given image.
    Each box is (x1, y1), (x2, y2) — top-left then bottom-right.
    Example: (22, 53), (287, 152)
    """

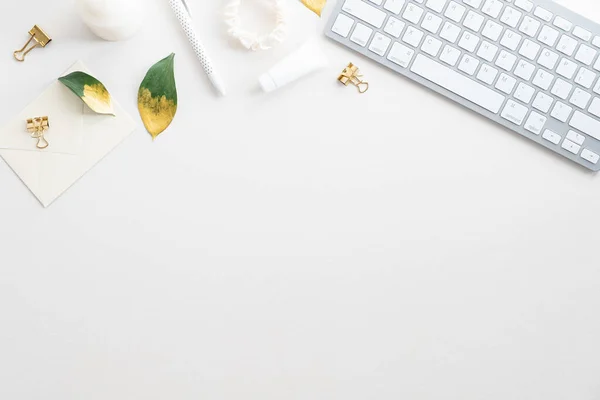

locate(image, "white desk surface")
(2, 0), (600, 398)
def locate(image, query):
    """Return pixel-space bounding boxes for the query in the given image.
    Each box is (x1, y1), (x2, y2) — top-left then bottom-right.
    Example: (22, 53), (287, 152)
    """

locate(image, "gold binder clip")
(338, 63), (369, 94)
(26, 116), (50, 149)
(14, 25), (52, 62)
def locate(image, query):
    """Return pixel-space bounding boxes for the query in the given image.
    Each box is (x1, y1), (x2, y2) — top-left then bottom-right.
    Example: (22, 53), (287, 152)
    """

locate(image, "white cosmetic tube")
(259, 38), (329, 92)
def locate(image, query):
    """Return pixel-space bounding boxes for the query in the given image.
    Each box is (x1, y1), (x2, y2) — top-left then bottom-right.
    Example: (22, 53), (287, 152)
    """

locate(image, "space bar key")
(410, 55), (506, 114)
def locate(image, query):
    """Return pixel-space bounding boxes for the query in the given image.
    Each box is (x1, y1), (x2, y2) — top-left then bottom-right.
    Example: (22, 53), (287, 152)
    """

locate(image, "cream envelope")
(0, 60), (136, 207)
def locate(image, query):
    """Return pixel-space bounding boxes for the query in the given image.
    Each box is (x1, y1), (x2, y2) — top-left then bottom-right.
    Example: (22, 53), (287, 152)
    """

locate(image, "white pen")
(169, 0), (227, 96)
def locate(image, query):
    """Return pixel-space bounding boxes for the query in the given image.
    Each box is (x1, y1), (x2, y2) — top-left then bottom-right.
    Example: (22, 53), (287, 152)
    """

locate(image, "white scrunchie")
(224, 0), (287, 51)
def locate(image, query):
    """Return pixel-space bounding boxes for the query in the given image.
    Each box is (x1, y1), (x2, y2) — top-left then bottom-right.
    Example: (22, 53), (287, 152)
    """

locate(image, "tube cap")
(258, 73), (278, 92)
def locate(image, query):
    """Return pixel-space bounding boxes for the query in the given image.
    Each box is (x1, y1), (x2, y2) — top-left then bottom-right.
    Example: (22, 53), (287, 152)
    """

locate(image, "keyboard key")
(495, 50), (517, 71)
(550, 78), (573, 100)
(589, 98), (600, 117)
(343, 0), (387, 28)
(462, 0), (482, 8)
(440, 44), (461, 66)
(514, 59), (535, 81)
(569, 88), (592, 109)
(402, 26), (424, 47)
(519, 17), (541, 38)
(581, 149), (600, 164)
(477, 41), (498, 62)
(575, 68), (597, 89)
(519, 39), (540, 60)
(562, 140), (582, 155)
(514, 0), (533, 13)
(500, 7), (522, 28)
(426, 0), (447, 13)
(458, 31), (480, 52)
(524, 111), (547, 135)
(383, 0), (406, 14)
(542, 129), (561, 145)
(567, 130), (585, 146)
(369, 32), (392, 55)
(350, 23), (374, 46)
(332, 14), (355, 38)
(476, 64), (498, 84)
(445, 1), (466, 22)
(575, 45), (597, 66)
(594, 57), (600, 72)
(410, 54), (506, 113)
(403, 3), (425, 24)
(501, 99), (528, 125)
(570, 111), (600, 141)
(554, 16), (573, 32)
(532, 69), (554, 91)
(534, 7), (553, 22)
(482, 0), (503, 19)
(422, 13), (443, 34)
(500, 30), (522, 51)
(593, 36), (600, 48)
(562, 136), (581, 154)
(538, 25), (559, 47)
(556, 35), (578, 56)
(496, 73), (517, 94)
(421, 35), (443, 56)
(514, 82), (535, 104)
(458, 54), (480, 75)
(463, 11), (485, 32)
(440, 21), (461, 43)
(387, 42), (415, 67)
(561, 139), (581, 154)
(538, 49), (559, 70)
(550, 101), (573, 122)
(482, 20), (503, 42)
(556, 58), (578, 79)
(532, 92), (554, 113)
(384, 17), (406, 38)
(573, 26), (592, 42)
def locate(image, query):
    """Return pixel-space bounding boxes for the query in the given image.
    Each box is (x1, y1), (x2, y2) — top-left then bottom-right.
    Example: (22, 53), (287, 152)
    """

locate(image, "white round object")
(75, 0), (145, 41)
(224, 0), (287, 51)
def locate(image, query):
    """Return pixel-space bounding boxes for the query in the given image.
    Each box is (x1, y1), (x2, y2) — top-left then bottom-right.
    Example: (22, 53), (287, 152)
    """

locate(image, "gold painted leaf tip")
(301, 0), (326, 16)
(59, 71), (115, 115)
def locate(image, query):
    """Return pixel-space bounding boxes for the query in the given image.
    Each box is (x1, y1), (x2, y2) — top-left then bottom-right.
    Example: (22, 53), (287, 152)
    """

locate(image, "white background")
(2, 0), (600, 399)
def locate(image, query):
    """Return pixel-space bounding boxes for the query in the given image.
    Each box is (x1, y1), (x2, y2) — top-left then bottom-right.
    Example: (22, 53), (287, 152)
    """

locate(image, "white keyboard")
(325, 0), (600, 171)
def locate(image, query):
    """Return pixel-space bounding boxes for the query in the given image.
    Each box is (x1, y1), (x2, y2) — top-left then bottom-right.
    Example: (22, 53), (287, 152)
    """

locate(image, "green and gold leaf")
(58, 71), (115, 115)
(301, 0), (326, 16)
(138, 53), (177, 140)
